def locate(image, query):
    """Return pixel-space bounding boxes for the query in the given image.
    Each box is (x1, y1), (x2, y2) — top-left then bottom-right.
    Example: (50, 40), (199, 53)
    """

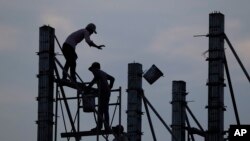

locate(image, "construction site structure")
(171, 81), (187, 141)
(206, 12), (225, 141)
(37, 26), (55, 141)
(37, 25), (124, 141)
(37, 12), (249, 141)
(127, 63), (143, 141)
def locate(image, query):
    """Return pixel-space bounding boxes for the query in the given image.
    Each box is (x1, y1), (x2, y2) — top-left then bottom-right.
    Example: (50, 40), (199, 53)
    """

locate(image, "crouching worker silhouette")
(62, 23), (105, 82)
(87, 62), (115, 132)
(112, 125), (128, 141)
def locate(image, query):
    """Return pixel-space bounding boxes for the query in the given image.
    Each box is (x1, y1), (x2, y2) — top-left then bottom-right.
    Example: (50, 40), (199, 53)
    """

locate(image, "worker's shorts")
(62, 43), (77, 62)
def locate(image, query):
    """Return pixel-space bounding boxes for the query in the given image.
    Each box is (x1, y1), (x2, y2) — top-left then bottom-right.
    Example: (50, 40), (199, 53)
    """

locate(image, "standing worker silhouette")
(62, 23), (105, 82)
(87, 62), (115, 132)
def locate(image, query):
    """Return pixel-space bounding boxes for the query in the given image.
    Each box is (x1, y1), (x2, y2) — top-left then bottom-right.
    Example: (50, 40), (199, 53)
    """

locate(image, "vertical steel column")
(127, 63), (143, 141)
(37, 25), (55, 141)
(171, 81), (187, 141)
(206, 12), (225, 141)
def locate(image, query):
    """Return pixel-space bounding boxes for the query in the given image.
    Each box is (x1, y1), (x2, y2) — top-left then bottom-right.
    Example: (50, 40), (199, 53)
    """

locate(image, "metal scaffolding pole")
(224, 34), (250, 83)
(142, 95), (157, 141)
(223, 52), (240, 125)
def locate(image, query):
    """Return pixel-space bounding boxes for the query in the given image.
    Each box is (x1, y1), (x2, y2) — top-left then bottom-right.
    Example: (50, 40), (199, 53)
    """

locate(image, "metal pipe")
(224, 34), (250, 83)
(185, 111), (195, 141)
(185, 105), (204, 132)
(54, 84), (59, 141)
(223, 52), (241, 125)
(119, 87), (122, 128)
(142, 94), (178, 141)
(77, 91), (80, 136)
(143, 96), (157, 141)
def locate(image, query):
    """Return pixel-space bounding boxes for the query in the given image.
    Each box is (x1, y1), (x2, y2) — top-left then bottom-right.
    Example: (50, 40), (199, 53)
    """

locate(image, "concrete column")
(37, 25), (55, 141)
(127, 63), (143, 141)
(171, 81), (186, 141)
(206, 12), (225, 141)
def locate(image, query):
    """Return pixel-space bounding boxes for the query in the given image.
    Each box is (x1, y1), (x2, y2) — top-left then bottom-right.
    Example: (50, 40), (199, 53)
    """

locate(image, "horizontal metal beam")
(61, 130), (112, 138)
(54, 79), (87, 90)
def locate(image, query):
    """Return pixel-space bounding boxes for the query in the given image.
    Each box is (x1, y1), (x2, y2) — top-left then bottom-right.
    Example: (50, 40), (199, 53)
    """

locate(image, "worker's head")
(88, 62), (100, 71)
(112, 125), (124, 134)
(86, 23), (97, 34)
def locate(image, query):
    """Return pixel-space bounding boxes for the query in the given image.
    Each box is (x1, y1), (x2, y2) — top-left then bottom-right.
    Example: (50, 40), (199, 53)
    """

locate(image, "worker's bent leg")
(62, 62), (70, 79)
(70, 60), (76, 82)
(62, 43), (77, 81)
(103, 95), (110, 130)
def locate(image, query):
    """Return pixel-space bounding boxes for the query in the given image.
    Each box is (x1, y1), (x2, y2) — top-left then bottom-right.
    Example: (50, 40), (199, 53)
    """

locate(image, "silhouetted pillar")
(127, 63), (143, 141)
(171, 81), (187, 141)
(206, 12), (225, 141)
(37, 25), (55, 141)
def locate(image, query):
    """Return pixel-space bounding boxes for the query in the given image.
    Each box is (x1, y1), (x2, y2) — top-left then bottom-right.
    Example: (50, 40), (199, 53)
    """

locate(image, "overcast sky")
(1, 0), (250, 141)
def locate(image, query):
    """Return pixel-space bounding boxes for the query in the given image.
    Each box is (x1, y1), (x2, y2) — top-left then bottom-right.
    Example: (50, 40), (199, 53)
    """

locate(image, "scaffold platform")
(61, 130), (113, 138)
(54, 79), (87, 90)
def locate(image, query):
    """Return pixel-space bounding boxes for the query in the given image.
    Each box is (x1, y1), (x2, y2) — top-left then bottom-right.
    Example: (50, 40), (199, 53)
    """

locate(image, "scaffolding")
(38, 26), (176, 141)
(38, 25), (123, 141)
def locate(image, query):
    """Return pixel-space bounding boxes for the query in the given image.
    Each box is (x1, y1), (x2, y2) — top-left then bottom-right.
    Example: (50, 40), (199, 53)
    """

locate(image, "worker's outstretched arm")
(84, 30), (105, 49)
(87, 41), (105, 49)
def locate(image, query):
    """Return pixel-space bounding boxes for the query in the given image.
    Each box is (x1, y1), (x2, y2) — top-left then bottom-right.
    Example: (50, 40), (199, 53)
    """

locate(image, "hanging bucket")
(143, 64), (164, 85)
(82, 95), (95, 112)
